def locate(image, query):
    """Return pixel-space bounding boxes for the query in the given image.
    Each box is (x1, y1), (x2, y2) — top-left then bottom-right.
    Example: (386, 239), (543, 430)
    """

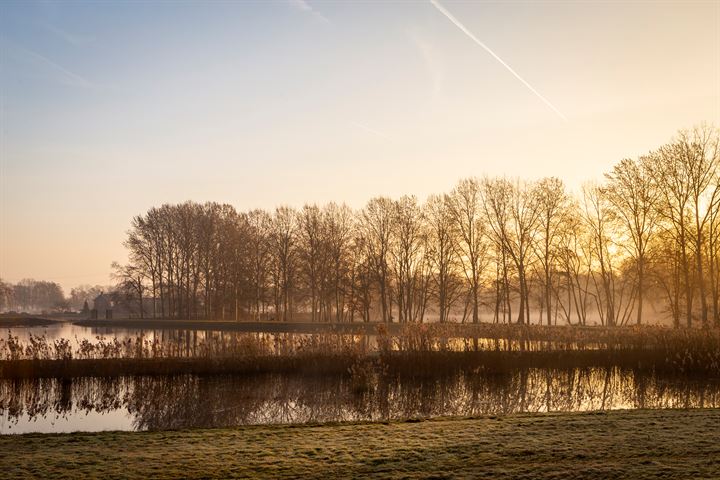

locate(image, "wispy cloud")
(288, 0), (331, 24)
(351, 121), (391, 141)
(406, 28), (445, 102)
(41, 23), (95, 47)
(430, 0), (567, 121)
(7, 44), (95, 89)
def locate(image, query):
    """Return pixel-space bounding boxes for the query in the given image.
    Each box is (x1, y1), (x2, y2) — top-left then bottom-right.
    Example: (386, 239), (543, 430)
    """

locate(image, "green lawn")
(2, 409), (719, 479)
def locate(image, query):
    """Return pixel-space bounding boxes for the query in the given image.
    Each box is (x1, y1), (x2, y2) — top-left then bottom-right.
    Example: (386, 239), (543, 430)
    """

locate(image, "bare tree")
(581, 184), (636, 326)
(113, 124), (718, 328)
(448, 178), (488, 324)
(676, 126), (720, 326)
(298, 205), (324, 322)
(652, 142), (697, 326)
(269, 206), (298, 321)
(360, 197), (395, 322)
(11, 279), (65, 313)
(0, 278), (14, 312)
(323, 203), (355, 322)
(533, 177), (572, 326)
(555, 206), (591, 325)
(390, 196), (425, 323)
(483, 178), (541, 324)
(425, 195), (461, 323)
(604, 157), (660, 325)
(112, 261), (147, 318)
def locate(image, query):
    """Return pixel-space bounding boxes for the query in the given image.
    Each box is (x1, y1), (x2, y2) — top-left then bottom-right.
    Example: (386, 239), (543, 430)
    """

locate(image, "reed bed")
(1, 324), (719, 379)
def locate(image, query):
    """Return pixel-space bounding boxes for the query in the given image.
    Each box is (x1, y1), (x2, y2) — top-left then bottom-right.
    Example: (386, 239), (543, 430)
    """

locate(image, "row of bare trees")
(117, 125), (720, 327)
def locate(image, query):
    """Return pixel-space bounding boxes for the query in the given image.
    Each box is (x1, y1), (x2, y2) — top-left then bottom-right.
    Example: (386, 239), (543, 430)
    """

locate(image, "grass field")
(2, 409), (719, 479)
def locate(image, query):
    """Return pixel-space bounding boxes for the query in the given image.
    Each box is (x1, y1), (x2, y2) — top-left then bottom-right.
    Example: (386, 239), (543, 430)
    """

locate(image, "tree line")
(108, 125), (720, 327)
(0, 280), (119, 314)
(0, 279), (66, 313)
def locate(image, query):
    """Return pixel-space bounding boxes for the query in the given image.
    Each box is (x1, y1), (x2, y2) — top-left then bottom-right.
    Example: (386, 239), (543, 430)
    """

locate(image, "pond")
(1, 323), (605, 358)
(2, 368), (719, 434)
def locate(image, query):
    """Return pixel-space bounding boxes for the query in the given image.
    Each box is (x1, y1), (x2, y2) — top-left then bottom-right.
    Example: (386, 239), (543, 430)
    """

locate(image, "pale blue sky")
(1, 0), (719, 290)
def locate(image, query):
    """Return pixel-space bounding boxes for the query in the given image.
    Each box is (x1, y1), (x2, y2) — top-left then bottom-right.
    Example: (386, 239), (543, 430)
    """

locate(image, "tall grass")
(1, 324), (719, 378)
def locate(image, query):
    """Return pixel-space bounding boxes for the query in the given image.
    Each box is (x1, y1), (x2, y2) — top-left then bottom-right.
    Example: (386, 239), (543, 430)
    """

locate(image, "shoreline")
(72, 318), (690, 336)
(0, 316), (60, 328)
(73, 318), (391, 334)
(2, 409), (718, 478)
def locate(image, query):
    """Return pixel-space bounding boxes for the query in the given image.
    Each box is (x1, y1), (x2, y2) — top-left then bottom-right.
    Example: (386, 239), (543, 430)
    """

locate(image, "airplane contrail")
(351, 121), (391, 140)
(430, 0), (567, 121)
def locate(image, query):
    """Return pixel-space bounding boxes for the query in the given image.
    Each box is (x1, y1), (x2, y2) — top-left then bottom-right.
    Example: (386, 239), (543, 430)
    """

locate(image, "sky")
(1, 0), (719, 293)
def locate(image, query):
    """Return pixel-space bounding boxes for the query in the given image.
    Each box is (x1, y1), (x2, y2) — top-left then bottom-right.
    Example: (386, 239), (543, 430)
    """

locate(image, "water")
(3, 323), (161, 343)
(1, 323), (377, 358)
(2, 368), (719, 434)
(0, 323), (606, 358)
(3, 324), (719, 434)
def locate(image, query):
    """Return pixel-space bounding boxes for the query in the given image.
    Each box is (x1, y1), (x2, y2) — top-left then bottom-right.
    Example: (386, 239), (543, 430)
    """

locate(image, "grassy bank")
(2, 409), (718, 479)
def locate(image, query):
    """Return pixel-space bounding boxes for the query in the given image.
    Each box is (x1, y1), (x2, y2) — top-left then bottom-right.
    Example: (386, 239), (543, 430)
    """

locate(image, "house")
(91, 292), (114, 320)
(91, 292), (159, 319)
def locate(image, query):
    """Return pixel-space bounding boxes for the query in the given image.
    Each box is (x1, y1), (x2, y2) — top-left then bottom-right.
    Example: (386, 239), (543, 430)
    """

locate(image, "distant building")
(91, 292), (158, 319)
(92, 292), (114, 320)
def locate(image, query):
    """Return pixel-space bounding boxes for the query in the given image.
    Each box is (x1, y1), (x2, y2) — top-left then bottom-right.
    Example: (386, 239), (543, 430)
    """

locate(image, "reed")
(1, 324), (719, 379)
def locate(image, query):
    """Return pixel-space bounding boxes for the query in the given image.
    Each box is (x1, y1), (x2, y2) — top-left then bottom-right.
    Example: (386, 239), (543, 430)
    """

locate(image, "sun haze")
(1, 1), (718, 290)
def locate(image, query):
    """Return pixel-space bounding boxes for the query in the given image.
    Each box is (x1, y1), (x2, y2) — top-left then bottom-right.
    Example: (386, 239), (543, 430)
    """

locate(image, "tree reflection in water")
(2, 368), (719, 433)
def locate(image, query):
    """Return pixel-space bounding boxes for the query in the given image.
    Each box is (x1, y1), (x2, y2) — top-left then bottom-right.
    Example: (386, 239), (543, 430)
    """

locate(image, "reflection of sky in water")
(1, 409), (131, 435)
(2, 369), (719, 434)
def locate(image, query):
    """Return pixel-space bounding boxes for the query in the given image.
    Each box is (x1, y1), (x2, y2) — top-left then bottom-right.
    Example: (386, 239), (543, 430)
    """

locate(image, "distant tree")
(112, 262), (146, 319)
(533, 177), (572, 326)
(425, 195), (461, 323)
(448, 178), (488, 324)
(298, 204), (324, 322)
(651, 137), (699, 326)
(604, 157), (660, 325)
(390, 195), (425, 323)
(581, 184), (636, 326)
(0, 278), (13, 312)
(483, 179), (541, 324)
(555, 204), (591, 325)
(360, 197), (395, 322)
(69, 285), (107, 311)
(269, 206), (298, 321)
(112, 124), (718, 328)
(647, 228), (683, 327)
(323, 203), (355, 322)
(675, 126), (720, 326)
(245, 209), (272, 320)
(11, 279), (65, 313)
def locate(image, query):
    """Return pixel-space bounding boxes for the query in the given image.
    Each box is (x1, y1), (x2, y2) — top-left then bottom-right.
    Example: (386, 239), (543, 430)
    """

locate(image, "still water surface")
(2, 368), (719, 434)
(2, 324), (720, 434)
